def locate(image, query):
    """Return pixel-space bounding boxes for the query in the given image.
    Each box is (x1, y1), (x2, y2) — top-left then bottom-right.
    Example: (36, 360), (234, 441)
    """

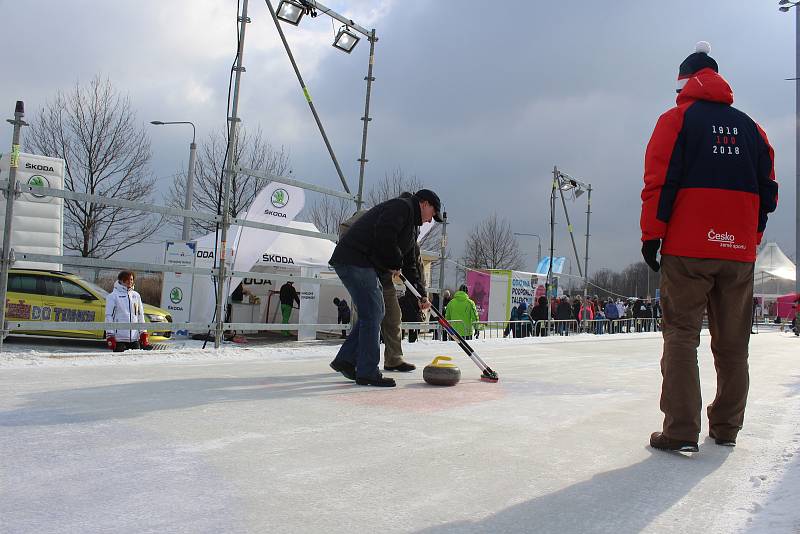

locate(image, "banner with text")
(161, 240), (196, 336)
(230, 182), (305, 296)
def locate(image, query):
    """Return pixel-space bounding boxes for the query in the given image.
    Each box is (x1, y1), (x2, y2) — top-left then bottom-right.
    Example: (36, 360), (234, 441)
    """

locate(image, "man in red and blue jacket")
(640, 42), (778, 453)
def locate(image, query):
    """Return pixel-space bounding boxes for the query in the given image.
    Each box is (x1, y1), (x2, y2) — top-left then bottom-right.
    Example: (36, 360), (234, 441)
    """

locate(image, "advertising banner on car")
(0, 152), (65, 269)
(161, 240), (196, 336)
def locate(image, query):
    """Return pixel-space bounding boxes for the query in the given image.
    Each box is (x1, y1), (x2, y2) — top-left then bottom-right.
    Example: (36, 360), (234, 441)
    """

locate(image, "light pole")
(150, 120), (197, 241)
(551, 166), (592, 331)
(514, 232), (542, 266)
(268, 0), (377, 209)
(779, 0), (800, 299)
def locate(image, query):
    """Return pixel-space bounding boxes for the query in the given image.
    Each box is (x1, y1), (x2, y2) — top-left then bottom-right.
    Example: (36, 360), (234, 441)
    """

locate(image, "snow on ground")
(0, 331), (798, 533)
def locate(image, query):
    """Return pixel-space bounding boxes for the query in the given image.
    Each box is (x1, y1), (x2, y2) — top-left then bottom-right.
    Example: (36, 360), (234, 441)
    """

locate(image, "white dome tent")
(189, 221), (348, 340)
(755, 242), (796, 282)
(754, 242), (796, 304)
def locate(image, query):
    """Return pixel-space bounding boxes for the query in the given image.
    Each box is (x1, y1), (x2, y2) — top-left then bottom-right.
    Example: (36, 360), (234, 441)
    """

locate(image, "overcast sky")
(0, 0), (796, 273)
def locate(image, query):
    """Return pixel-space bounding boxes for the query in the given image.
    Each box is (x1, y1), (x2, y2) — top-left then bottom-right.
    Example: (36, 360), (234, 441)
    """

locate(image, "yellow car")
(4, 268), (172, 340)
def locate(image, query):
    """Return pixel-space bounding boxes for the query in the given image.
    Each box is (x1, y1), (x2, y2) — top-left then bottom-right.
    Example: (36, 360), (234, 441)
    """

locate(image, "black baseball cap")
(414, 189), (443, 222)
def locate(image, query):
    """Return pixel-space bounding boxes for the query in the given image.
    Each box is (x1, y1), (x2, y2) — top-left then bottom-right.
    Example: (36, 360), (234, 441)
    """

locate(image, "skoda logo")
(170, 287), (183, 304)
(270, 188), (289, 209)
(27, 175), (49, 198)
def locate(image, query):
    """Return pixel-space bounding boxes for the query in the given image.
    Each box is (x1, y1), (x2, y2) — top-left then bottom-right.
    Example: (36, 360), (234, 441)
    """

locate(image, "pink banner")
(466, 270), (491, 321)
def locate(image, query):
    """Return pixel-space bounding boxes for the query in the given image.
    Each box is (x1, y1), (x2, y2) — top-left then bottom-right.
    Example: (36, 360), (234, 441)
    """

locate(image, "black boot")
(355, 374), (396, 387)
(650, 432), (699, 452)
(330, 359), (356, 381)
(384, 362), (416, 372)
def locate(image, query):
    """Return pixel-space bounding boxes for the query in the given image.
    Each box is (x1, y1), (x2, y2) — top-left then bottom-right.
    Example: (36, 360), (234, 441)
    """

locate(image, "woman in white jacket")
(105, 271), (152, 351)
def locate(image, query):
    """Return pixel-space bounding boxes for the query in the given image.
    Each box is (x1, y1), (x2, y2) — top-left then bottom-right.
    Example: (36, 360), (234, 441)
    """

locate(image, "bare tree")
(366, 167), (424, 208)
(586, 261), (661, 299)
(303, 194), (354, 235)
(168, 127), (291, 234)
(26, 76), (160, 258)
(365, 167), (444, 253)
(462, 214), (523, 270)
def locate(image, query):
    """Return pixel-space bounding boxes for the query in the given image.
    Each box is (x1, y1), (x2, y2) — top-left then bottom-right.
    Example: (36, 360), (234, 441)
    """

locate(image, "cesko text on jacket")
(640, 68), (779, 262)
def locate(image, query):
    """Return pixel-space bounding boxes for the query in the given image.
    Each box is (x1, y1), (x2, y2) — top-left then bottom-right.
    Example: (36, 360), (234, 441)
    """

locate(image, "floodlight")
(277, 0), (305, 25)
(779, 0), (791, 5)
(780, 5), (791, 10)
(333, 26), (360, 53)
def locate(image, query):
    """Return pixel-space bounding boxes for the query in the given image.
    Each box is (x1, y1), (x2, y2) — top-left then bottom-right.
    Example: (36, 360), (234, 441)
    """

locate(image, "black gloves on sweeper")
(641, 239), (661, 272)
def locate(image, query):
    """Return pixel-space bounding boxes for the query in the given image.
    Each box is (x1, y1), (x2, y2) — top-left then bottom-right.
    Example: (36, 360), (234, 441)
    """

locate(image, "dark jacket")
(556, 301), (572, 321)
(531, 297), (549, 322)
(633, 299), (650, 319)
(640, 68), (778, 262)
(279, 282), (299, 306)
(336, 300), (351, 323)
(331, 196), (425, 292)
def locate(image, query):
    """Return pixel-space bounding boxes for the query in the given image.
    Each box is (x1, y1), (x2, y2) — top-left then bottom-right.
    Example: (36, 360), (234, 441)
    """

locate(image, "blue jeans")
(332, 264), (385, 380)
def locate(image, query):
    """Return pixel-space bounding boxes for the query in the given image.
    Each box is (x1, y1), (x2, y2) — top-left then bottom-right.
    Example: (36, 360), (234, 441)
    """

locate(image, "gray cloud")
(0, 0), (795, 270)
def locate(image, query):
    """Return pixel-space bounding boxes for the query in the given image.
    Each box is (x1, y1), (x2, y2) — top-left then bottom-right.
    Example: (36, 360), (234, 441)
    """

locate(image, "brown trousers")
(381, 284), (404, 367)
(659, 255), (754, 442)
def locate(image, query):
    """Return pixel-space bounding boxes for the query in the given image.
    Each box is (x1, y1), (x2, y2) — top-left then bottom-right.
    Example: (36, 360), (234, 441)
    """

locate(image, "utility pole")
(581, 184), (592, 333)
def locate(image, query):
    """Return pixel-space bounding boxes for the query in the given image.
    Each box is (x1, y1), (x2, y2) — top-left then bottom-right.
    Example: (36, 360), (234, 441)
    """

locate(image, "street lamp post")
(513, 232), (542, 266)
(550, 166), (592, 332)
(779, 0), (800, 299)
(150, 120), (197, 241)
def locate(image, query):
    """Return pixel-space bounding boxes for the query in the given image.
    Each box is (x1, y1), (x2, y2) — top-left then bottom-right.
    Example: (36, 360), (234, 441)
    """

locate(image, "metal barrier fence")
(0, 162), (358, 350)
(468, 318), (663, 338)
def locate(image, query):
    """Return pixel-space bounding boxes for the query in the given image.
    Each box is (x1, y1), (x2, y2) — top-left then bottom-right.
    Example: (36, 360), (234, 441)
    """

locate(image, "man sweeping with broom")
(328, 190), (441, 387)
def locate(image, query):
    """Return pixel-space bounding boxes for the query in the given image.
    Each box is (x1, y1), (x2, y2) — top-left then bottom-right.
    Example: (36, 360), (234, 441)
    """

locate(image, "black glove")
(641, 239), (661, 272)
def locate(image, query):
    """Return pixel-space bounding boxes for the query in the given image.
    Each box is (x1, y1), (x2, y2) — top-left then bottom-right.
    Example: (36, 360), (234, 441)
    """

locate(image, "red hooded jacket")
(640, 68), (778, 262)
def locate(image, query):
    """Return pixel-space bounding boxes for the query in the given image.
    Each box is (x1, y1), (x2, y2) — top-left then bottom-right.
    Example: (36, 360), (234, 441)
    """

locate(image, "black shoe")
(355, 374), (396, 387)
(710, 431), (736, 447)
(650, 432), (699, 452)
(330, 359), (356, 381)
(384, 362), (416, 372)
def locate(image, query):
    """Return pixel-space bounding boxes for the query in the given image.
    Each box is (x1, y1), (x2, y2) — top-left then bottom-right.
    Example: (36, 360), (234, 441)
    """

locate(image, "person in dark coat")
(571, 297), (581, 327)
(556, 297), (572, 335)
(279, 281), (300, 336)
(514, 301), (531, 337)
(333, 297), (350, 339)
(632, 298), (646, 332)
(328, 189), (441, 387)
(531, 296), (549, 336)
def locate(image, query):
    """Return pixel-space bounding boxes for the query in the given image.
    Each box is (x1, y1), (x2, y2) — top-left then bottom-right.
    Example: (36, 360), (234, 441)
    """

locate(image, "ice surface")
(1, 332), (798, 533)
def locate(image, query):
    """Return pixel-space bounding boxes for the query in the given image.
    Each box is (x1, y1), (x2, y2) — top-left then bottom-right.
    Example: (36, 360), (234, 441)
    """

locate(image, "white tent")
(189, 222), (343, 339)
(755, 242), (796, 282)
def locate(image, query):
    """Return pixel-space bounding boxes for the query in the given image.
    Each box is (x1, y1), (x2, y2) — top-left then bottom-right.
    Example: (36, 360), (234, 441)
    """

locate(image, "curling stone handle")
(431, 356), (453, 366)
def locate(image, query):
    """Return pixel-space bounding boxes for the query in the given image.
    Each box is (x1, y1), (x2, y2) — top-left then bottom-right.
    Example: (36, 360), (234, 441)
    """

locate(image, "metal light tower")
(550, 166), (592, 332)
(268, 0), (377, 209)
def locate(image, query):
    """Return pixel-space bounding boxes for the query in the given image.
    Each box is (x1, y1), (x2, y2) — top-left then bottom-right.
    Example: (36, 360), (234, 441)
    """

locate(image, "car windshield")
(81, 279), (109, 298)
